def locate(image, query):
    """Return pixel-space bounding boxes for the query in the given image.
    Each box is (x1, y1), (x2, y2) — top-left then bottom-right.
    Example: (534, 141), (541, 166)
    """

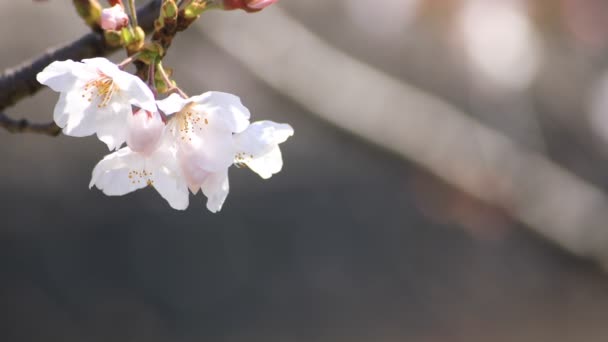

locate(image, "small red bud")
(222, 0), (278, 13)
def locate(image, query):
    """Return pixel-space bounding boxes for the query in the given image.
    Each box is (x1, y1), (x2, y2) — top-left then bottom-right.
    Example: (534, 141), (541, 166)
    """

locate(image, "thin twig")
(117, 52), (141, 69)
(0, 112), (60, 136)
(128, 0), (139, 28)
(157, 62), (188, 98)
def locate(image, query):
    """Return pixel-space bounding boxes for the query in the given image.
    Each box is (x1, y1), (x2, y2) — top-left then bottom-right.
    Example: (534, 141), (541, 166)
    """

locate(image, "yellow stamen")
(83, 71), (119, 108)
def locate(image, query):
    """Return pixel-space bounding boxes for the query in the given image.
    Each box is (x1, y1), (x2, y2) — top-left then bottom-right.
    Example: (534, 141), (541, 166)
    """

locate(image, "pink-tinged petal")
(246, 0), (278, 10)
(185, 130), (236, 173)
(127, 110), (164, 155)
(222, 0), (278, 12)
(171, 106), (238, 172)
(178, 147), (207, 191)
(201, 170), (230, 213)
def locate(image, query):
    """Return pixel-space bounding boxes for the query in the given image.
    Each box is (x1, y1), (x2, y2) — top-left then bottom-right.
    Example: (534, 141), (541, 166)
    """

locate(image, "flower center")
(82, 71), (119, 108)
(128, 169), (154, 187)
(234, 152), (254, 168)
(171, 104), (210, 141)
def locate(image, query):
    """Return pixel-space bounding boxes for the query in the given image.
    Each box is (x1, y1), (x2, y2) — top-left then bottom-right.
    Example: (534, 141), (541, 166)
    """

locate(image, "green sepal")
(162, 0), (179, 20)
(156, 0), (178, 29)
(121, 27), (135, 45)
(73, 0), (102, 29)
(183, 0), (215, 19)
(103, 30), (123, 47)
(136, 43), (165, 65)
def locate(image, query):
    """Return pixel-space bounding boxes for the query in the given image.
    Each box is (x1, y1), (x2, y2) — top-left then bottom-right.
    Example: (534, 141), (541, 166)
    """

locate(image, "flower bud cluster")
(36, 58), (293, 212)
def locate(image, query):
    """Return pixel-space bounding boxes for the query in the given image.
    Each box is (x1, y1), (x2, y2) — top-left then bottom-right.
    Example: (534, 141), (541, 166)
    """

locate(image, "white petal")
(89, 148), (147, 196)
(82, 57), (121, 75)
(156, 93), (190, 115)
(189, 127), (236, 172)
(234, 121), (294, 157)
(191, 92), (251, 133)
(52, 92), (70, 128)
(61, 89), (102, 137)
(144, 144), (190, 210)
(246, 145), (283, 179)
(36, 60), (93, 92)
(96, 111), (129, 150)
(122, 75), (156, 112)
(151, 166), (190, 210)
(178, 147), (212, 190)
(201, 170), (230, 213)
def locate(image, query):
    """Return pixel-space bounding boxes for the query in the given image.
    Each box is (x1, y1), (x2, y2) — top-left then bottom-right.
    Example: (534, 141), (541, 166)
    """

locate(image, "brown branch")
(0, 0), (161, 135)
(0, 112), (61, 136)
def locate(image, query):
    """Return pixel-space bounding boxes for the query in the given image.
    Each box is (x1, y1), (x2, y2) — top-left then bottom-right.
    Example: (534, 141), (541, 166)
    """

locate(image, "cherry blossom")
(36, 58), (156, 150)
(31, 0), (294, 214)
(157, 91), (250, 172)
(157, 92), (293, 212)
(89, 132), (190, 210)
(234, 120), (294, 179)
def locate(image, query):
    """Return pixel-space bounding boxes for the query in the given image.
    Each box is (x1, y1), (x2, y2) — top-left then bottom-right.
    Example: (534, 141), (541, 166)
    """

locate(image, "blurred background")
(3, 0), (608, 341)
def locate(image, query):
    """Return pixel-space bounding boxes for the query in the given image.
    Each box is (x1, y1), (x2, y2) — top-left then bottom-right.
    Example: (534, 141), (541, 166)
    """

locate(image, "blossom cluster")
(36, 58), (293, 212)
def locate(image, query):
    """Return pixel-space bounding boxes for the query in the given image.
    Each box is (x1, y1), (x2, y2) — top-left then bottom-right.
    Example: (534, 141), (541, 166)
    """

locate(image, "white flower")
(89, 89), (293, 213)
(158, 92), (293, 212)
(36, 58), (156, 150)
(234, 120), (294, 179)
(101, 4), (130, 31)
(157, 92), (249, 211)
(89, 132), (189, 210)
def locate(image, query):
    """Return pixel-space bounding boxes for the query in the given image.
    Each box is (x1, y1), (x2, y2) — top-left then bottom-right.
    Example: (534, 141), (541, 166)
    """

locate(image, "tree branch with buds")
(0, 0), (162, 135)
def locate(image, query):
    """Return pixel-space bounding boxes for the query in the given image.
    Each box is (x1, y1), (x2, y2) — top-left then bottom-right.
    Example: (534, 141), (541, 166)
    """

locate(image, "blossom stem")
(127, 0), (139, 28)
(148, 60), (158, 96)
(117, 52), (141, 69)
(156, 62), (188, 98)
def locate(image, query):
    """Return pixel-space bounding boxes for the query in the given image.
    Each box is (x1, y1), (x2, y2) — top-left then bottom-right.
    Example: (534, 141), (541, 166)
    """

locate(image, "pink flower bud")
(245, 0), (279, 10)
(222, 0), (279, 12)
(100, 4), (129, 31)
(126, 109), (164, 156)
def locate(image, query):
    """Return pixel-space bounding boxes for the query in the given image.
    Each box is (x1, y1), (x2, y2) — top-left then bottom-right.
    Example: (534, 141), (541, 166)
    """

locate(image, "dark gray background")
(2, 1), (608, 341)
